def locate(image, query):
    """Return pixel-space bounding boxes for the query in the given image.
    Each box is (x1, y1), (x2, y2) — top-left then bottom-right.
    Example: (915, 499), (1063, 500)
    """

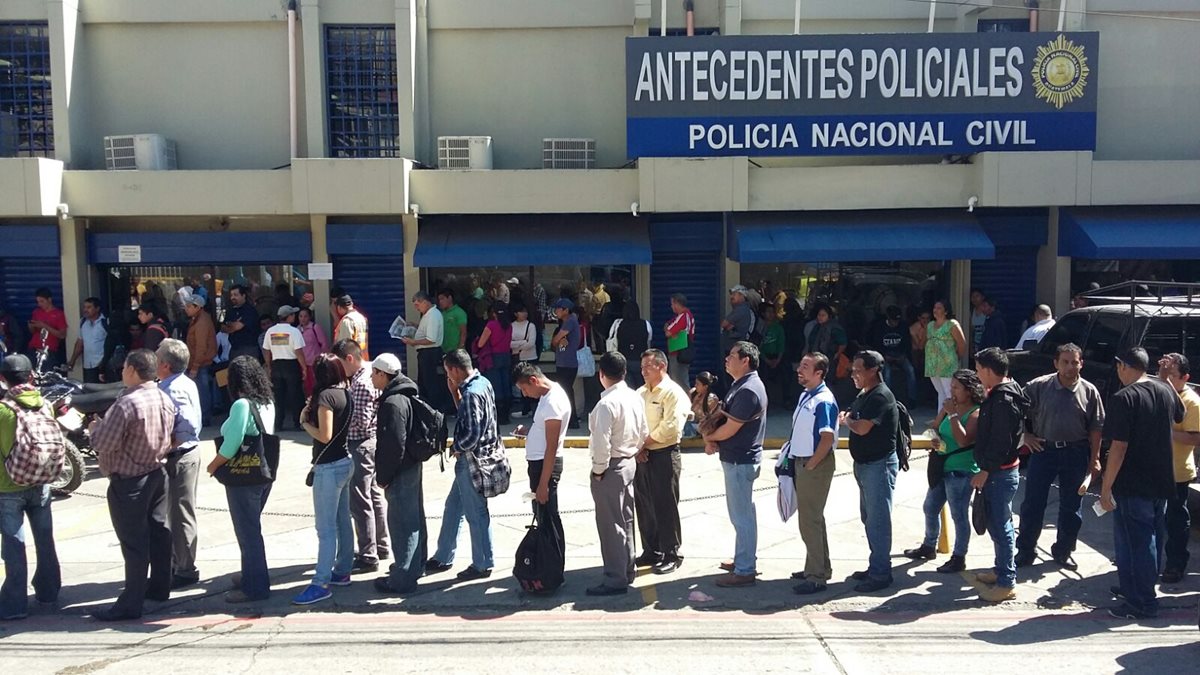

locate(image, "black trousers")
(270, 359), (303, 430)
(106, 468), (171, 616)
(634, 445), (683, 559)
(82, 367), (101, 384)
(528, 456), (565, 559)
(1165, 481), (1191, 573)
(416, 348), (446, 412)
(553, 367), (578, 427)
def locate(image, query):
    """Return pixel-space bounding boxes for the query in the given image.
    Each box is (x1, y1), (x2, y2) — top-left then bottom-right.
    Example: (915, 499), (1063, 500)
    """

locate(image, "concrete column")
(722, 0), (742, 36)
(413, 0), (431, 164)
(1038, 207), (1073, 316)
(950, 259), (971, 365)
(633, 0), (651, 37)
(46, 0), (79, 166)
(402, 213), (421, 375)
(300, 0), (326, 158)
(309, 215), (331, 333)
(57, 216), (86, 376)
(396, 0), (416, 159)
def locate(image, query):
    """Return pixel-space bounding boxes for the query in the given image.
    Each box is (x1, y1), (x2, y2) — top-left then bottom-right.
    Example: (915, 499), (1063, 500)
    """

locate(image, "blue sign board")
(626, 32), (1099, 158)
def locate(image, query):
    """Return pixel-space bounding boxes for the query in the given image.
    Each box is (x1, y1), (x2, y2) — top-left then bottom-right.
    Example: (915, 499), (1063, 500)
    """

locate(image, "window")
(977, 19), (1029, 33)
(0, 22), (53, 157)
(325, 25), (399, 158)
(1141, 317), (1200, 372)
(1040, 312), (1090, 355)
(1082, 314), (1128, 365)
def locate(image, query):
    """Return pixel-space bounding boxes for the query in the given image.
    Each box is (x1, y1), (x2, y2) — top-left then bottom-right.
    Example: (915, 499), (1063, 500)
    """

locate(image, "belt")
(1046, 439), (1089, 449)
(167, 445), (197, 458)
(648, 443), (681, 452)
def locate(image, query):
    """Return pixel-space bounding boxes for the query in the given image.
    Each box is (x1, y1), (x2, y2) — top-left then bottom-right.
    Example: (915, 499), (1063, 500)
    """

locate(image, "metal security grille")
(0, 22), (53, 158)
(325, 25), (400, 158)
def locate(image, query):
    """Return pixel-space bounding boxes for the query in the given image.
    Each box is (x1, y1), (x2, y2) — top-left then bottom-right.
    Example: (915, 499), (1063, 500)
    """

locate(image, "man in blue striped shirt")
(786, 353), (839, 595)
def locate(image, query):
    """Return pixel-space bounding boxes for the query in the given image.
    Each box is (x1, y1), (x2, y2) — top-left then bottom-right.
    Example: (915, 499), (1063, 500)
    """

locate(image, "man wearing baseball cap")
(369, 353), (426, 595)
(550, 298), (581, 429)
(1100, 347), (1185, 620)
(0, 354), (61, 620)
(261, 305), (307, 431)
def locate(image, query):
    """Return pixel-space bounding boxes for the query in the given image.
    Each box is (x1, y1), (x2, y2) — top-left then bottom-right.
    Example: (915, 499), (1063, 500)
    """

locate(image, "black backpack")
(514, 503), (565, 594)
(895, 400), (914, 471)
(404, 393), (448, 471)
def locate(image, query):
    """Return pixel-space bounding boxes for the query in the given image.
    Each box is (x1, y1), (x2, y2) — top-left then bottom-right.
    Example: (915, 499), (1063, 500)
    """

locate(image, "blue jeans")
(384, 463), (427, 592)
(854, 454), (898, 580)
(922, 471), (974, 557)
(225, 483), (272, 600)
(985, 467), (1020, 588)
(311, 457), (355, 586)
(882, 358), (916, 403)
(194, 367), (215, 425)
(484, 353), (513, 421)
(1113, 495), (1167, 616)
(1016, 443), (1089, 557)
(433, 453), (494, 570)
(0, 486), (60, 617)
(721, 461), (760, 577)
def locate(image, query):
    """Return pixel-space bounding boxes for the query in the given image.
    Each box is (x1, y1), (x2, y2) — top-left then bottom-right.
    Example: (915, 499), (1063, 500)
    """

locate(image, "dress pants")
(590, 456), (637, 589)
(416, 348), (446, 413)
(553, 367), (579, 427)
(164, 448), (201, 580)
(106, 468), (172, 617)
(270, 359), (303, 430)
(349, 439), (390, 563)
(634, 446), (682, 560)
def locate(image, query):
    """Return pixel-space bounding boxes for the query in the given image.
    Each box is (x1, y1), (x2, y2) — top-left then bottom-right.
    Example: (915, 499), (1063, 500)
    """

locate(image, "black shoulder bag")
(214, 404), (280, 487)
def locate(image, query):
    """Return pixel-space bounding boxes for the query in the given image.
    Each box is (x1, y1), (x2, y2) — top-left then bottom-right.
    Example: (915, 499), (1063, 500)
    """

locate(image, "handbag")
(971, 488), (989, 535)
(926, 443), (974, 488)
(605, 319), (622, 353)
(676, 345), (695, 365)
(576, 325), (596, 377)
(213, 404), (279, 487)
(465, 446), (512, 498)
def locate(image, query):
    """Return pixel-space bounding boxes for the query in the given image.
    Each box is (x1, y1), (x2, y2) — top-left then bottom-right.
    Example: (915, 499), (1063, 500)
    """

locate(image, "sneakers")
(351, 557), (380, 575)
(976, 570), (998, 585)
(1108, 604), (1156, 620)
(978, 584), (1017, 603)
(792, 580), (827, 595)
(291, 584), (332, 605)
(937, 555), (966, 573)
(902, 544), (937, 561)
(652, 558), (682, 575)
(715, 573), (757, 588)
(634, 551), (663, 567)
(854, 577), (893, 593)
(329, 573), (352, 587)
(456, 566), (493, 581)
(424, 559), (453, 575)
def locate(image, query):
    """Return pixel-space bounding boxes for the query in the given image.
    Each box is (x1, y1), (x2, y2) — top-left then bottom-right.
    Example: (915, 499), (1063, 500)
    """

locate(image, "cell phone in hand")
(512, 424), (528, 438)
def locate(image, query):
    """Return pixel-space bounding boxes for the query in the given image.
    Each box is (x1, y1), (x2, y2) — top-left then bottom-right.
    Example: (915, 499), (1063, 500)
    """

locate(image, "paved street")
(2, 424), (1198, 673)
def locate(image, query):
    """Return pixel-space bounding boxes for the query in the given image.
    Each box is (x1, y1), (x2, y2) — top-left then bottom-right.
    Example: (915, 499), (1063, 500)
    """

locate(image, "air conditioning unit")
(0, 113), (16, 157)
(103, 134), (178, 170)
(543, 138), (595, 169)
(437, 136), (492, 170)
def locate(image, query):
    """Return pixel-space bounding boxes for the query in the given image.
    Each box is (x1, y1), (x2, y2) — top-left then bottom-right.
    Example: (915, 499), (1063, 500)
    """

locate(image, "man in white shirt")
(514, 362), (571, 559)
(587, 352), (649, 596)
(68, 297), (108, 383)
(1016, 305), (1055, 349)
(786, 353), (839, 595)
(402, 291), (444, 409)
(634, 349), (690, 575)
(260, 305), (307, 430)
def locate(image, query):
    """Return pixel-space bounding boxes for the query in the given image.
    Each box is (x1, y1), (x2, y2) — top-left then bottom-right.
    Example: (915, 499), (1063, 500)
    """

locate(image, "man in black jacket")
(971, 347), (1030, 603)
(369, 353), (426, 595)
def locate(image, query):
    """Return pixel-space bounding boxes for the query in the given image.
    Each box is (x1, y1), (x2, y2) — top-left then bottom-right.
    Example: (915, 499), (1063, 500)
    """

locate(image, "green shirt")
(441, 305), (468, 353)
(938, 406), (980, 475)
(761, 322), (785, 358)
(218, 398), (275, 459)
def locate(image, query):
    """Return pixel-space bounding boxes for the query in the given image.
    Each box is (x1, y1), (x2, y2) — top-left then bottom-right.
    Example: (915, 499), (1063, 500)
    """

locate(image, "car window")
(1040, 313), (1090, 354)
(1142, 317), (1200, 373)
(1083, 314), (1128, 365)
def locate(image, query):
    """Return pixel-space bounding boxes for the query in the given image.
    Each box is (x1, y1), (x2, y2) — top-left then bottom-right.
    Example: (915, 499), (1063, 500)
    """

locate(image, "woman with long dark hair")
(476, 301), (514, 424)
(509, 304), (539, 417)
(297, 307), (328, 397)
(925, 299), (968, 410)
(612, 300), (652, 389)
(293, 354), (354, 605)
(904, 369), (984, 573)
(206, 356), (277, 603)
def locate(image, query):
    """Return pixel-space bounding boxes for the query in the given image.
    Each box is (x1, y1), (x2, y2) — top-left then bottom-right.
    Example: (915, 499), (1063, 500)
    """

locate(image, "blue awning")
(728, 211), (994, 262)
(1060, 207), (1200, 259)
(414, 215), (652, 267)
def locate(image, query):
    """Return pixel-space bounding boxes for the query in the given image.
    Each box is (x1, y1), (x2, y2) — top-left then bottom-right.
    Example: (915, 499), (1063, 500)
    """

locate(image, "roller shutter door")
(650, 221), (723, 380)
(332, 255), (406, 361)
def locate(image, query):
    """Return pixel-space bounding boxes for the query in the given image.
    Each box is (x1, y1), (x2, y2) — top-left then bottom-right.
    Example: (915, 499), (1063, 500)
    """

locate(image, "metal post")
(661, 0), (667, 36)
(928, 0), (937, 32)
(1057, 0), (1068, 32)
(794, 0), (802, 35)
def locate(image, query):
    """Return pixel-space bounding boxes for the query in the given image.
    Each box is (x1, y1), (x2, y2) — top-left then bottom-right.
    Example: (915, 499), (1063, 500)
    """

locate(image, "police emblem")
(1032, 34), (1090, 109)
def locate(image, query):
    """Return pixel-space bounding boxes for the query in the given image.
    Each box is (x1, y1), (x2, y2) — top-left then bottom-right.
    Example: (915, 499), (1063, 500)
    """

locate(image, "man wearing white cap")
(369, 353), (427, 595)
(261, 306), (307, 431)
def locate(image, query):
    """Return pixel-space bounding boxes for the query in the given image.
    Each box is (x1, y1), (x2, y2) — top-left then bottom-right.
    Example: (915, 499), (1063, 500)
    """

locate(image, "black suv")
(1008, 283), (1200, 398)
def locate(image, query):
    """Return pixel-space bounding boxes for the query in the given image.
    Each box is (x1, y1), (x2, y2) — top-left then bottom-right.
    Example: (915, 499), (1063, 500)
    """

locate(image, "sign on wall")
(625, 32), (1098, 158)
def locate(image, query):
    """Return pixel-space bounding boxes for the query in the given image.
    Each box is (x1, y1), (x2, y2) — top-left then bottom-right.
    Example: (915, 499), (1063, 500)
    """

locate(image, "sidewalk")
(22, 425), (1198, 621)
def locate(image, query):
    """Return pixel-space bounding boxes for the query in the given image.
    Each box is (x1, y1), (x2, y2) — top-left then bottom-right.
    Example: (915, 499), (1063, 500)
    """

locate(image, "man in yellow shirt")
(1157, 353), (1200, 584)
(634, 349), (691, 575)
